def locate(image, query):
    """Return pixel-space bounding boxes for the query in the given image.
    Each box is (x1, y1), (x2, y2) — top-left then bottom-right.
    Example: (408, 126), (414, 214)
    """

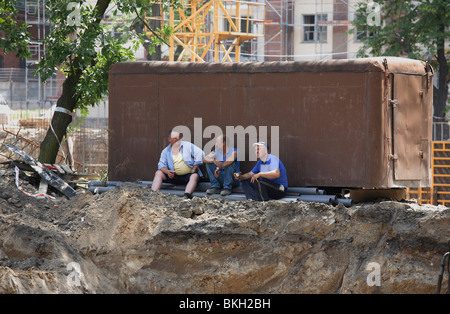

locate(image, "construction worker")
(151, 129), (205, 199)
(203, 134), (240, 196)
(235, 141), (288, 201)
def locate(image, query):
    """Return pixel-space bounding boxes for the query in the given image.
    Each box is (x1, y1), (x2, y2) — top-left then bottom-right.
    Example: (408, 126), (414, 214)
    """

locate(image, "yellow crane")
(147, 0), (265, 62)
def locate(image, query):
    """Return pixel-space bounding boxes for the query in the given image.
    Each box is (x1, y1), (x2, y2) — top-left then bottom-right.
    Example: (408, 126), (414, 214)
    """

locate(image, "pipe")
(160, 189), (297, 201)
(290, 187), (318, 195)
(298, 194), (337, 205)
(88, 184), (300, 202)
(88, 181), (133, 187)
(337, 198), (353, 207)
(88, 181), (338, 204)
(89, 181), (325, 196)
(89, 186), (116, 194)
(158, 189), (205, 198)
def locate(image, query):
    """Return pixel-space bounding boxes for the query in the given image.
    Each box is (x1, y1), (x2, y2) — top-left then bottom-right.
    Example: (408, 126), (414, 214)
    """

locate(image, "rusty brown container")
(108, 57), (433, 189)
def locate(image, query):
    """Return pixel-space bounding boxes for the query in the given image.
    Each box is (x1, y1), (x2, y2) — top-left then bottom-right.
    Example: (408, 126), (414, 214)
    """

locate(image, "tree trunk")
(148, 4), (161, 60)
(38, 0), (111, 164)
(433, 45), (449, 120)
(38, 70), (81, 164)
(432, 7), (449, 120)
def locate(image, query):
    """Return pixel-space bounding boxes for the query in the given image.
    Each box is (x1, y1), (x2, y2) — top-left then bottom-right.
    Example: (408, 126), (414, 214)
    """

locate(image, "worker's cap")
(253, 141), (270, 151)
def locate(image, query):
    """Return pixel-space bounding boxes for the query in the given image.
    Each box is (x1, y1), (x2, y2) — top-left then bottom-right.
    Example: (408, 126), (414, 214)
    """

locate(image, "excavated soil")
(0, 167), (449, 294)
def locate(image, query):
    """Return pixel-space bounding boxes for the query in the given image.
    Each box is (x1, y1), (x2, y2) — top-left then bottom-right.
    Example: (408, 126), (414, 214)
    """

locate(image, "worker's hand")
(234, 172), (241, 180)
(214, 167), (220, 178)
(250, 173), (260, 183)
(168, 170), (176, 179)
(214, 160), (223, 168)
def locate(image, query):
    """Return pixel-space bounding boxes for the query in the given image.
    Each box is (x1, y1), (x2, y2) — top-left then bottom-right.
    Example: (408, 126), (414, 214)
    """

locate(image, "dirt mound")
(0, 168), (449, 294)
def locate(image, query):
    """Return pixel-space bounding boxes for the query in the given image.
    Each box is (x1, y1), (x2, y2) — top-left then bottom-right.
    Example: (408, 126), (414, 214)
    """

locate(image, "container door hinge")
(389, 99), (398, 108)
(389, 154), (398, 161)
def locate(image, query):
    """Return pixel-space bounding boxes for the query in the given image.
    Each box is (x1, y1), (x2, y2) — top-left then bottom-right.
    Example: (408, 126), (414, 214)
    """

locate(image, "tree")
(0, 1), (31, 59)
(352, 0), (449, 120)
(0, 0), (179, 164)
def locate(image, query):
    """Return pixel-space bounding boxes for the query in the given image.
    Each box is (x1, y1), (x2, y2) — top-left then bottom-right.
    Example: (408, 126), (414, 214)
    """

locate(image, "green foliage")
(351, 0), (449, 117)
(1, 0), (180, 112)
(352, 0), (450, 63)
(0, 0), (32, 58)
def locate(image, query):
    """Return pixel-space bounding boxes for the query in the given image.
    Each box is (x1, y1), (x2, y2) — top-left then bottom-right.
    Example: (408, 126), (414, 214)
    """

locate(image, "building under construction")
(150, 0), (365, 62)
(0, 0), (62, 110)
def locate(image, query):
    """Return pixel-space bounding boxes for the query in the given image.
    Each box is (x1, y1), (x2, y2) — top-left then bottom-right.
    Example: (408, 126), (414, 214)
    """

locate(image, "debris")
(14, 166), (55, 200)
(2, 143), (77, 199)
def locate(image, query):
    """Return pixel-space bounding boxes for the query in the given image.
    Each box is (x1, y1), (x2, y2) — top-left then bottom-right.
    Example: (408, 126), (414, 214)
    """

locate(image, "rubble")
(0, 166), (449, 294)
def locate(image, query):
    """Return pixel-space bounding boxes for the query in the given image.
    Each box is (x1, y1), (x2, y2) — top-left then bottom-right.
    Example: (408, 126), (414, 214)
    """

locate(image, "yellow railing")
(406, 187), (433, 205)
(407, 141), (450, 206)
(431, 141), (450, 206)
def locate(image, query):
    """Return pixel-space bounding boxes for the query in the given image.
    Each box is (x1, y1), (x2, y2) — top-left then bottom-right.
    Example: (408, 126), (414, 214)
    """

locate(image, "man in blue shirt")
(235, 142), (288, 201)
(151, 130), (205, 199)
(203, 135), (240, 196)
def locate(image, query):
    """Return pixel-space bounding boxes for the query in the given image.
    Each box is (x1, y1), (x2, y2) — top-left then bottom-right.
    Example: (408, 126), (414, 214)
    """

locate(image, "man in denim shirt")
(151, 130), (205, 199)
(203, 135), (240, 196)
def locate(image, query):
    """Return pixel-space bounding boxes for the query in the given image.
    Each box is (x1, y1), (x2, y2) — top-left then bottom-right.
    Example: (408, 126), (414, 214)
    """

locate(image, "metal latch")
(389, 99), (398, 108)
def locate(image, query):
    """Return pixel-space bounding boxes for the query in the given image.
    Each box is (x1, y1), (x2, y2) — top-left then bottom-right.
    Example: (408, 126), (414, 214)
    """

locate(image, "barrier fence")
(407, 141), (450, 206)
(0, 107), (108, 176)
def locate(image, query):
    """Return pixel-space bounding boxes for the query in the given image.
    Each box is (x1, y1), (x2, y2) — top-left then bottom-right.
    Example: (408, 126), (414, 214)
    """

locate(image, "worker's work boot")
(206, 187), (221, 195)
(220, 189), (232, 196)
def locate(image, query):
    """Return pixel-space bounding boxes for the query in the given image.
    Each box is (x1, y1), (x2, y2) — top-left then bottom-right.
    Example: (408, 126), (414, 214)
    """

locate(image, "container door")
(392, 74), (429, 181)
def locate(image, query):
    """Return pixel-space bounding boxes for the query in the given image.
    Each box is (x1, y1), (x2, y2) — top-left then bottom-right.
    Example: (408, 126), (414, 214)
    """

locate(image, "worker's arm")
(251, 158), (281, 182)
(252, 169), (280, 180)
(191, 164), (199, 174)
(160, 167), (175, 178)
(202, 151), (216, 164)
(238, 171), (254, 181)
(221, 150), (238, 168)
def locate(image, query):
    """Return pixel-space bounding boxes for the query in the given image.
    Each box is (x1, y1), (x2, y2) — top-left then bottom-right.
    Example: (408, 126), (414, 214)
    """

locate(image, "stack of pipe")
(87, 181), (353, 206)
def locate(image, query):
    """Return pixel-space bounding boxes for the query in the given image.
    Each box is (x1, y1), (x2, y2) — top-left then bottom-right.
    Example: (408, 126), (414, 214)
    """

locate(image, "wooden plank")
(60, 163), (74, 174)
(52, 164), (65, 174)
(38, 180), (48, 195)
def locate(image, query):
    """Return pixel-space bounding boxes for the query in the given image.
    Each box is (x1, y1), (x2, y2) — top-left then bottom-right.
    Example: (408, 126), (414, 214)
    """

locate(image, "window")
(354, 14), (376, 42)
(355, 29), (375, 42)
(303, 14), (327, 43)
(241, 18), (253, 34)
(224, 17), (253, 33)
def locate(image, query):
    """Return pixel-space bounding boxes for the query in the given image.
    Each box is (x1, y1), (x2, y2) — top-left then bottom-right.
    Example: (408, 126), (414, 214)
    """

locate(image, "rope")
(14, 166), (55, 200)
(50, 107), (76, 162)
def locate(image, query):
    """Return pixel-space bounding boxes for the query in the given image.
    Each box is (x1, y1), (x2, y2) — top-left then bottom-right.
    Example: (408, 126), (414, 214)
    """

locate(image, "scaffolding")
(147, 0), (362, 63)
(0, 0), (60, 110)
(169, 0), (265, 62)
(148, 0), (266, 62)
